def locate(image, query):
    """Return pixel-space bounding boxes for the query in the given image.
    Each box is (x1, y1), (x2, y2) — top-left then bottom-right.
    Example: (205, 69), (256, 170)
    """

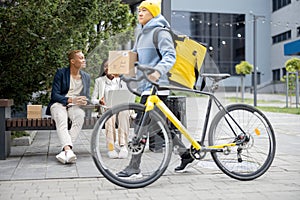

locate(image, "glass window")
(272, 69), (281, 81)
(297, 27), (300, 37)
(282, 68), (286, 76)
(171, 11), (245, 74)
(272, 0), (291, 12)
(272, 30), (291, 44)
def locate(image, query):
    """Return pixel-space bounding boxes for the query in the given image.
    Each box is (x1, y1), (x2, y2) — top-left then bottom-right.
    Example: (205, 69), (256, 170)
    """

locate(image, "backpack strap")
(153, 27), (175, 60)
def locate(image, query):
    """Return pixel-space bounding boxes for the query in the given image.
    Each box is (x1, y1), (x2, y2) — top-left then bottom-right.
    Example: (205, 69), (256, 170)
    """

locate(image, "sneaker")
(65, 150), (77, 163)
(118, 146), (128, 159)
(56, 151), (67, 164)
(108, 150), (118, 159)
(174, 151), (194, 172)
(116, 166), (141, 178)
(114, 142), (121, 151)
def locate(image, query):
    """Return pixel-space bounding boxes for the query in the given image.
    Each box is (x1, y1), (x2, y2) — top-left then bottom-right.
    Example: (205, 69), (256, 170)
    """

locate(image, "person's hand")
(148, 71), (160, 82)
(99, 97), (105, 105)
(72, 96), (87, 105)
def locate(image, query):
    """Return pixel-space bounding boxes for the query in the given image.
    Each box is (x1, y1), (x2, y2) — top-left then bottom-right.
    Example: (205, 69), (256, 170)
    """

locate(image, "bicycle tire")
(91, 103), (173, 188)
(208, 104), (276, 181)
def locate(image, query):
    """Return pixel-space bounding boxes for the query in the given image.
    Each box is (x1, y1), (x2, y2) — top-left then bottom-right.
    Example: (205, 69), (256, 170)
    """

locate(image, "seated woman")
(91, 59), (130, 159)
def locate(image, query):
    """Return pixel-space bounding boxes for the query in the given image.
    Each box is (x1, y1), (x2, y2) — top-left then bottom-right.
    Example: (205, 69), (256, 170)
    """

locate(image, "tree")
(235, 61), (253, 102)
(0, 0), (135, 111)
(281, 57), (300, 106)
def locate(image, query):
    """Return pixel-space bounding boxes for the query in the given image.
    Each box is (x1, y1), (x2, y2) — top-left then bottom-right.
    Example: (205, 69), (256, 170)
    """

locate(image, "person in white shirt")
(91, 59), (130, 159)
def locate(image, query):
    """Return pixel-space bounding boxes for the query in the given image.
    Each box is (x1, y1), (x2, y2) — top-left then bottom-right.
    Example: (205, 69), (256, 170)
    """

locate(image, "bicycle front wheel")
(208, 104), (276, 181)
(91, 103), (173, 188)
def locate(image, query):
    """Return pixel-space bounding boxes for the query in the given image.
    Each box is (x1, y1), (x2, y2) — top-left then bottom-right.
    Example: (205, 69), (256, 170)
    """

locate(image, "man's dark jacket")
(46, 67), (90, 115)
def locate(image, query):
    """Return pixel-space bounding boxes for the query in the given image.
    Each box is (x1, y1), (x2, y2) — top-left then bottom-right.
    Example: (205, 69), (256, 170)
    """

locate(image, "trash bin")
(149, 96), (186, 151)
(166, 96), (187, 130)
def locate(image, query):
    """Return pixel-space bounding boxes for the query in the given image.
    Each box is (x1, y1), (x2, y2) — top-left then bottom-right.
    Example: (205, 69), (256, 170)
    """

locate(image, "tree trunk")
(241, 76), (245, 103)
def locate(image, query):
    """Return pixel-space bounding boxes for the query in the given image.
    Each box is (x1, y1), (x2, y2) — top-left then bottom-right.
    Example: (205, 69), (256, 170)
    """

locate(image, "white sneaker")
(56, 151), (67, 164)
(118, 146), (128, 159)
(65, 150), (77, 163)
(108, 150), (118, 159)
(114, 142), (121, 151)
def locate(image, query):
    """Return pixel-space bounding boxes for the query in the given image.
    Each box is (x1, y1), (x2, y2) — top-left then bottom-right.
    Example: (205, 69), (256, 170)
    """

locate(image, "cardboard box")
(108, 51), (137, 76)
(27, 105), (42, 119)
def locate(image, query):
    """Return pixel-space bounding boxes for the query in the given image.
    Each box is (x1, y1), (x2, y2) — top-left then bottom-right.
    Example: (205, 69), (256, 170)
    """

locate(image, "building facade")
(271, 0), (300, 93)
(170, 0), (299, 93)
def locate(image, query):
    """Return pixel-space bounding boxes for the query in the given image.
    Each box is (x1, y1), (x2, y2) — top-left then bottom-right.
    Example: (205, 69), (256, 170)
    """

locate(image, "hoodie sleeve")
(154, 29), (176, 75)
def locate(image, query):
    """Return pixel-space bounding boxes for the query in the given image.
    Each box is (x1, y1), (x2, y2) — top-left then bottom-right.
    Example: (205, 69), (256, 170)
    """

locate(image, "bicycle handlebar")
(120, 62), (160, 96)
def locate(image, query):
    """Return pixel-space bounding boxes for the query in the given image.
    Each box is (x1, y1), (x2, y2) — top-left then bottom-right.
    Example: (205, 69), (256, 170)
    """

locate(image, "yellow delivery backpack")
(153, 27), (207, 89)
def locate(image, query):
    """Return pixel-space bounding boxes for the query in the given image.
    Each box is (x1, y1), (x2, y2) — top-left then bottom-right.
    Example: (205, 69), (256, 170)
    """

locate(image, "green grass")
(257, 106), (300, 115)
(226, 97), (283, 104)
(226, 97), (300, 115)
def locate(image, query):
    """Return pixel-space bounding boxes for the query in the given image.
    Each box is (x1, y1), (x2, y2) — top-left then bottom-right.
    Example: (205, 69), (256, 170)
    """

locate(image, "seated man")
(46, 50), (90, 164)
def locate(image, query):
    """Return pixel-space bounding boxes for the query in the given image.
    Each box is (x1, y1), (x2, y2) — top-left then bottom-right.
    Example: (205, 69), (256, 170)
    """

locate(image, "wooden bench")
(0, 99), (98, 160)
(5, 117), (98, 131)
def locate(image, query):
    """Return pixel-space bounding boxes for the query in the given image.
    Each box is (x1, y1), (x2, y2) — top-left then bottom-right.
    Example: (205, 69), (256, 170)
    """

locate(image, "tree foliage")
(285, 57), (300, 72)
(235, 61), (253, 75)
(0, 0), (136, 110)
(281, 57), (300, 104)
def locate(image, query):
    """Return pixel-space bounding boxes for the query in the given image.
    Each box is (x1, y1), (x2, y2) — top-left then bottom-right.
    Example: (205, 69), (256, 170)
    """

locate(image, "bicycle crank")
(190, 141), (206, 160)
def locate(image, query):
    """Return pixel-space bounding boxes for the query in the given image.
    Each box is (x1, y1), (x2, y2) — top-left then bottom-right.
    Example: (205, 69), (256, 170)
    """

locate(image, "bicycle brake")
(128, 135), (147, 155)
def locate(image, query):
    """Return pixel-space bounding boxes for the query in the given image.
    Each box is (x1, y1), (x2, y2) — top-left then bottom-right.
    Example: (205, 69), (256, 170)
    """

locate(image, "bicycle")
(91, 63), (276, 189)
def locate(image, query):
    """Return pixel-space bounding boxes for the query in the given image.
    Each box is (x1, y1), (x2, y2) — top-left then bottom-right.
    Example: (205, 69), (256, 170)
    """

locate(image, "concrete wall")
(271, 0), (300, 76)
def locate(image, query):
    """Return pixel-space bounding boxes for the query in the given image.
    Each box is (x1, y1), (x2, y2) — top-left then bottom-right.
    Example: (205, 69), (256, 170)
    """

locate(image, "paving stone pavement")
(0, 93), (299, 200)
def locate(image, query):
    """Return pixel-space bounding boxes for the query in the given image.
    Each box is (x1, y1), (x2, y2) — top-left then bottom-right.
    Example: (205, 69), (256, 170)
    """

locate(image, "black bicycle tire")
(91, 103), (173, 188)
(208, 103), (276, 181)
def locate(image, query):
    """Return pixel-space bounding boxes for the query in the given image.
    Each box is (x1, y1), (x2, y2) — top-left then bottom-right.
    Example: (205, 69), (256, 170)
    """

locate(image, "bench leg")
(0, 107), (11, 160)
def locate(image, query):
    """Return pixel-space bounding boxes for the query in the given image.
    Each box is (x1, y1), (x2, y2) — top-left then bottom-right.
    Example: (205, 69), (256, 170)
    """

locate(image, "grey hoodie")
(133, 14), (176, 93)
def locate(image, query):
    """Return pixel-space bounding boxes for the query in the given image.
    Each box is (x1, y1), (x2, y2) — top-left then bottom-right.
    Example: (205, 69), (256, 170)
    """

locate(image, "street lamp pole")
(253, 15), (257, 106)
(250, 13), (265, 107)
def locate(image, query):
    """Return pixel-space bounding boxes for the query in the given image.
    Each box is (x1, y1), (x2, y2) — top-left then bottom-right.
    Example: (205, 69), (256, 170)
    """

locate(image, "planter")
(11, 131), (37, 146)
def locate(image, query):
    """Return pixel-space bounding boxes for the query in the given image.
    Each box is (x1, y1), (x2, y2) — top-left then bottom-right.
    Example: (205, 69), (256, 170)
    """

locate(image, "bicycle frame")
(143, 86), (240, 153)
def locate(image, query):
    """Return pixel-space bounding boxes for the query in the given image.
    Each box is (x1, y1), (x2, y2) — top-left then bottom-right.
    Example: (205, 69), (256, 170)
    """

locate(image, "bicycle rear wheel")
(208, 104), (276, 181)
(91, 103), (173, 188)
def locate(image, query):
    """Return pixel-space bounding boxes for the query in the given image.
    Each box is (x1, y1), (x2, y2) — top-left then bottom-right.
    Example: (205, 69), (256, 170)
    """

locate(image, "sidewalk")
(0, 93), (299, 199)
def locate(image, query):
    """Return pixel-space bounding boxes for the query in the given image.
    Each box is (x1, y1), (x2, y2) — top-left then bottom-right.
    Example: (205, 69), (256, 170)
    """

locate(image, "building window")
(282, 68), (286, 76)
(272, 69), (281, 81)
(297, 27), (300, 37)
(171, 11), (245, 75)
(272, 0), (291, 12)
(272, 30), (291, 44)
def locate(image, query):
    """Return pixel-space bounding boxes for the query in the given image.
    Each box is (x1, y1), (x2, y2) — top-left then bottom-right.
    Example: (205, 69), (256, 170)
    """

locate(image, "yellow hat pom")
(138, 0), (161, 18)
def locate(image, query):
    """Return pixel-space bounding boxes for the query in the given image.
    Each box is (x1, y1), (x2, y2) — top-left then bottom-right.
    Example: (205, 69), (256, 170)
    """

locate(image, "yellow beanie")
(138, 0), (161, 18)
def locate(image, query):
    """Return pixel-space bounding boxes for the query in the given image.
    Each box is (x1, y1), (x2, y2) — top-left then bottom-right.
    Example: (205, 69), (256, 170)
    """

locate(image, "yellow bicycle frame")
(145, 95), (237, 152)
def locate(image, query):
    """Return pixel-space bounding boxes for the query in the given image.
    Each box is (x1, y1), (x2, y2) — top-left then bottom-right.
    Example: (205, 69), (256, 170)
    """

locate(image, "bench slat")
(6, 117), (98, 131)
